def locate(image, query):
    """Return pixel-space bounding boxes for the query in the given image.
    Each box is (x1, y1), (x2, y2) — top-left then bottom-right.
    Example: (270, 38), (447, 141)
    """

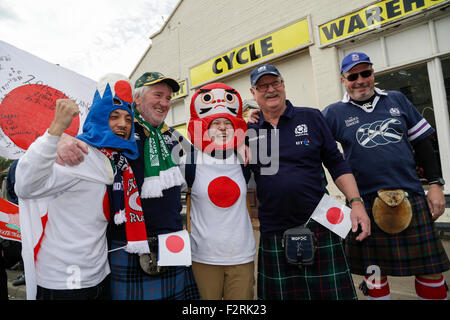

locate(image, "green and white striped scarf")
(134, 107), (184, 198)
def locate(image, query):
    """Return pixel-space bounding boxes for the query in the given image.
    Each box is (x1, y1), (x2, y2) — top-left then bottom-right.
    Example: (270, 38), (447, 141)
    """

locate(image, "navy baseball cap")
(250, 64), (281, 86)
(340, 52), (372, 73)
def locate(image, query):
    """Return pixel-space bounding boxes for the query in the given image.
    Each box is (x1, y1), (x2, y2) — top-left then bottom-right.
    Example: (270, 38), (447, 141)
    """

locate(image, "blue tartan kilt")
(109, 239), (200, 300)
(345, 193), (450, 276)
(257, 220), (357, 300)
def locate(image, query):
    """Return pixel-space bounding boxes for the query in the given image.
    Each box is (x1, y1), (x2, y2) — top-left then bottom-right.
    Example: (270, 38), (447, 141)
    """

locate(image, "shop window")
(376, 63), (442, 184)
(442, 56), (450, 119)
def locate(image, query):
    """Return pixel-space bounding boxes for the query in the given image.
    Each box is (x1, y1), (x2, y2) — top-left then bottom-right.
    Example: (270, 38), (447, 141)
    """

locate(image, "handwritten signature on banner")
(0, 40), (96, 159)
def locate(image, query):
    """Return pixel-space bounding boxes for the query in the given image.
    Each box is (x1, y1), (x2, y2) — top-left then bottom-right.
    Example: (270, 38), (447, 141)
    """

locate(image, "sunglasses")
(343, 69), (373, 81)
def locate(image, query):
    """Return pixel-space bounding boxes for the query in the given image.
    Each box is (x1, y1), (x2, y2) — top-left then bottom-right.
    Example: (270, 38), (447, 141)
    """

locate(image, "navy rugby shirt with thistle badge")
(322, 88), (435, 197)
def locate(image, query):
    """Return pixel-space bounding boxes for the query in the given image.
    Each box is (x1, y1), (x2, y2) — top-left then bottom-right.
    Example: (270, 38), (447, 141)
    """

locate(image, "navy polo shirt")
(248, 100), (351, 236)
(322, 89), (434, 196)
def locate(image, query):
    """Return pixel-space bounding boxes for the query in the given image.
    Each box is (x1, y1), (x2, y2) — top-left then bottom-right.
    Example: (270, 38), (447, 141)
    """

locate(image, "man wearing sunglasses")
(323, 52), (449, 300)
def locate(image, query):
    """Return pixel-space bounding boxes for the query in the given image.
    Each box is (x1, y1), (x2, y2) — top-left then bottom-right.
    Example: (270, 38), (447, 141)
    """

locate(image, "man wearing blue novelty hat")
(15, 74), (140, 300)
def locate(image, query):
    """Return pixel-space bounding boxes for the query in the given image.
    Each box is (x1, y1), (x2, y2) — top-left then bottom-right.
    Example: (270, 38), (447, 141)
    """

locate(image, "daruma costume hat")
(188, 83), (247, 152)
(77, 73), (139, 159)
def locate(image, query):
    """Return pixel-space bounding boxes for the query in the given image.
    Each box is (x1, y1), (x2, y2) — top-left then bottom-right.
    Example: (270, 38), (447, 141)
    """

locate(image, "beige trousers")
(192, 261), (255, 300)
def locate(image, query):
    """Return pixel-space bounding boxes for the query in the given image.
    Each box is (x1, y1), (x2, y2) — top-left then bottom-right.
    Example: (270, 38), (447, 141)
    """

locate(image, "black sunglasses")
(343, 69), (373, 81)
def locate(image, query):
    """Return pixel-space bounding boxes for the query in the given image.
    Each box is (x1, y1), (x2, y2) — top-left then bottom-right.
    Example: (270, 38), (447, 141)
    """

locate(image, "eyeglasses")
(342, 69), (373, 81)
(254, 79), (283, 91)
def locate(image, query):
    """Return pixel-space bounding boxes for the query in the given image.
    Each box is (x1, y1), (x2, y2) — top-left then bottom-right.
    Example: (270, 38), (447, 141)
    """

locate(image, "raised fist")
(48, 99), (80, 136)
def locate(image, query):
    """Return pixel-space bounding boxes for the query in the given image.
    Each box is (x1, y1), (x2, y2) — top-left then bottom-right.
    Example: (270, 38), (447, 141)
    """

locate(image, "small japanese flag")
(158, 230), (192, 266)
(310, 194), (352, 239)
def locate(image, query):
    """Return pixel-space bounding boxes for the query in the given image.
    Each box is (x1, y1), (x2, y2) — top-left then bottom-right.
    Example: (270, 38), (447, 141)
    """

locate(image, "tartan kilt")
(257, 220), (357, 300)
(345, 193), (450, 276)
(109, 240), (201, 300)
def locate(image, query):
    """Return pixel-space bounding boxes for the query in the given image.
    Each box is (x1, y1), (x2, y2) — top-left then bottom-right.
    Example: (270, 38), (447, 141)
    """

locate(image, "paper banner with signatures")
(0, 40), (96, 159)
(0, 198), (20, 242)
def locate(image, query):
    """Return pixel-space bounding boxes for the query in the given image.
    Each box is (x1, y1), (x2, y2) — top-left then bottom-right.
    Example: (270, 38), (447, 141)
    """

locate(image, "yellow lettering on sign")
(190, 18), (311, 87)
(319, 0), (447, 46)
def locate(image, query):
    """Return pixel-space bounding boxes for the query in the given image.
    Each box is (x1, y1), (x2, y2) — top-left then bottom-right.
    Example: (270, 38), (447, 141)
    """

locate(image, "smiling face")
(208, 117), (235, 146)
(135, 82), (172, 127)
(250, 74), (286, 116)
(109, 109), (132, 140)
(341, 63), (375, 101)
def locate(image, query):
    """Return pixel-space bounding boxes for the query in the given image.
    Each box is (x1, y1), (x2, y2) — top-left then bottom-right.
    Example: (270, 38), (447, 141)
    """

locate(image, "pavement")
(5, 228), (450, 300)
(6, 268), (25, 300)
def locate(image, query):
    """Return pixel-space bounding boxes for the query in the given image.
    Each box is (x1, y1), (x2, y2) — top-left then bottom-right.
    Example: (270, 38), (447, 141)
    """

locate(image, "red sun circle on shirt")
(166, 235), (185, 253)
(207, 176), (240, 208)
(326, 207), (344, 225)
(0, 84), (79, 150)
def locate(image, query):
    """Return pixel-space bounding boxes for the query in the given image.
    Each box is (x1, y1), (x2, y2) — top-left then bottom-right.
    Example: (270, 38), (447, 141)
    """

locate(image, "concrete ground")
(5, 228), (450, 300)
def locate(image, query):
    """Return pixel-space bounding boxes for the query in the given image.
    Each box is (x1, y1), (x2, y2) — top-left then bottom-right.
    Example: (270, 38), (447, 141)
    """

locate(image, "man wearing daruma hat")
(181, 83), (256, 300)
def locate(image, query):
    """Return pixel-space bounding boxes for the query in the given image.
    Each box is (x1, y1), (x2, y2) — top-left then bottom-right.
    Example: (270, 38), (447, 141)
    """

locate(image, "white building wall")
(131, 0), (375, 108)
(130, 0), (450, 202)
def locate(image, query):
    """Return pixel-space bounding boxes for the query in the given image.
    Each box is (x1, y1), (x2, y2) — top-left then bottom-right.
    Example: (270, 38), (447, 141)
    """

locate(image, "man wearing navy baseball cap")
(323, 52), (449, 300)
(247, 63), (371, 300)
(250, 64), (282, 86)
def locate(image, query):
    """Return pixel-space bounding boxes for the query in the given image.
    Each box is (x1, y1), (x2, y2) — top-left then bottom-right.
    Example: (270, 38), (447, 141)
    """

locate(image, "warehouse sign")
(172, 79), (187, 100)
(318, 0), (448, 46)
(190, 18), (311, 87)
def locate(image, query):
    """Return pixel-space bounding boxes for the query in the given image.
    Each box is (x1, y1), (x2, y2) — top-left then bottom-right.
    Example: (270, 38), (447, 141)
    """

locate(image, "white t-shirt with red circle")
(180, 152), (256, 265)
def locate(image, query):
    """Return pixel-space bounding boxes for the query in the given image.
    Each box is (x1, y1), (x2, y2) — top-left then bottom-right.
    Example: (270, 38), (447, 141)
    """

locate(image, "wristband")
(428, 177), (445, 186)
(349, 197), (364, 207)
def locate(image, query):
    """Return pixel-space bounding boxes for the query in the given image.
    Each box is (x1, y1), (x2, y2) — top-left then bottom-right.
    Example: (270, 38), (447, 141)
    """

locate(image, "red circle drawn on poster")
(0, 84), (79, 150)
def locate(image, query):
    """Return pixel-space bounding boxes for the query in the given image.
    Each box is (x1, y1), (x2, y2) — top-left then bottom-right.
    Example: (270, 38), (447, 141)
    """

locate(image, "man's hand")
(427, 184), (446, 221)
(247, 109), (260, 124)
(56, 133), (88, 166)
(334, 173), (371, 241)
(48, 99), (79, 136)
(350, 201), (371, 241)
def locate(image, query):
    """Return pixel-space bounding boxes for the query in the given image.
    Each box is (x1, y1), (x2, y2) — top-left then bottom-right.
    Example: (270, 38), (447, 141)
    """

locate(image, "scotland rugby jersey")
(322, 88), (434, 196)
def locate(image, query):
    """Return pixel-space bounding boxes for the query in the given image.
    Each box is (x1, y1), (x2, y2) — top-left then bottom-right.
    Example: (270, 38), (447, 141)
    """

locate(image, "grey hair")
(133, 85), (150, 99)
(133, 81), (173, 99)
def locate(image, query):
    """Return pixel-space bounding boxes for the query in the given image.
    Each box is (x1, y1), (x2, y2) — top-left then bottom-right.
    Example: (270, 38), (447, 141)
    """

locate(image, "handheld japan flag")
(158, 230), (192, 266)
(310, 194), (352, 239)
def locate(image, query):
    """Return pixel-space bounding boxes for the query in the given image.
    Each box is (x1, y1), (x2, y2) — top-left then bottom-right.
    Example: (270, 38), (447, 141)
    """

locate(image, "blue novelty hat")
(250, 64), (281, 86)
(76, 74), (139, 160)
(340, 52), (372, 73)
